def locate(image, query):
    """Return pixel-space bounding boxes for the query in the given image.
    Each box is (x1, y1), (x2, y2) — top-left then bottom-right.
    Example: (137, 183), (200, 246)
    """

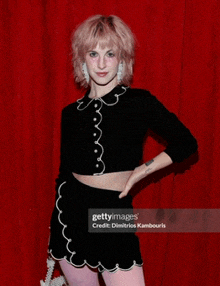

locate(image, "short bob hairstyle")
(72, 15), (135, 88)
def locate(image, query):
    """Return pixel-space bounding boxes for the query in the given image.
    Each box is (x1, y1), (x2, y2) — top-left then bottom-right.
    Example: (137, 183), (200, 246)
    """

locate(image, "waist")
(72, 171), (133, 192)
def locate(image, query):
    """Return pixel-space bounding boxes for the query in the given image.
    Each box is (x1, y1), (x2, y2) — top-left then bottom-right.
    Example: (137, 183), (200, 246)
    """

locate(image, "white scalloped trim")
(49, 181), (143, 273)
(93, 99), (105, 175)
(100, 86), (128, 106)
(76, 86), (129, 110)
(48, 250), (143, 273)
(76, 96), (94, 110)
(76, 86), (129, 176)
(55, 181), (76, 261)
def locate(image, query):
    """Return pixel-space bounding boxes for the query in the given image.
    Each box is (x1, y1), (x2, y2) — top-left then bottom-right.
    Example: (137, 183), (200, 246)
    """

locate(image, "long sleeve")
(55, 109), (73, 191)
(144, 91), (198, 163)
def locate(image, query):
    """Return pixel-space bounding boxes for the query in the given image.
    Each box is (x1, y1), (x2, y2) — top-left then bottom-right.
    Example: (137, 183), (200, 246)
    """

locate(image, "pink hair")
(72, 15), (135, 88)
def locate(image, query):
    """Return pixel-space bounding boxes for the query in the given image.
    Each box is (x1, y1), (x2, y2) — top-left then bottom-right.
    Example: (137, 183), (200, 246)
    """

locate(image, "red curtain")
(1, 0), (220, 285)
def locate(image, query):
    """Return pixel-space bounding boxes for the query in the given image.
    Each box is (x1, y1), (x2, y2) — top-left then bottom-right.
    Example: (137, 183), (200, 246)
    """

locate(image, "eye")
(89, 51), (98, 57)
(107, 51), (115, 57)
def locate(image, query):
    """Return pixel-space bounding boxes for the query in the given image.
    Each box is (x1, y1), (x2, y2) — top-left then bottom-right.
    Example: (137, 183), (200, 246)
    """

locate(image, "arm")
(119, 152), (172, 198)
(55, 108), (72, 191)
(119, 91), (198, 198)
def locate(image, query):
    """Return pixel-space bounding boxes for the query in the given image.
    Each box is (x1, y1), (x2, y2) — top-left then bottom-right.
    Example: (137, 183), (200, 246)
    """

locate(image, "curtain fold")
(1, 0), (219, 285)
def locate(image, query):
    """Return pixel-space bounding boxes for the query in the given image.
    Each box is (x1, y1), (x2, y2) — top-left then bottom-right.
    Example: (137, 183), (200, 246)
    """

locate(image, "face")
(85, 44), (120, 87)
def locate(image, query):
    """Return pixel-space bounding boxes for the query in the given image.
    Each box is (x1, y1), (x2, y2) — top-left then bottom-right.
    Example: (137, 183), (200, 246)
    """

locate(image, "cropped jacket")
(56, 85), (198, 190)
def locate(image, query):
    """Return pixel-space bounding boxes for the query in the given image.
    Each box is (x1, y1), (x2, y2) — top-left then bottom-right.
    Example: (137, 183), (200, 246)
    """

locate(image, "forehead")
(84, 35), (120, 52)
(89, 43), (116, 52)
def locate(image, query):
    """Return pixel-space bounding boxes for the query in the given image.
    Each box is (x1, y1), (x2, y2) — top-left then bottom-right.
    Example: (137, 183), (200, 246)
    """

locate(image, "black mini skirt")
(48, 175), (143, 273)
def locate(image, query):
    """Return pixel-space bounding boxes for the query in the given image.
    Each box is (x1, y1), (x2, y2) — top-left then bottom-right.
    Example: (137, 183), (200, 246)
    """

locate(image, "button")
(94, 104), (98, 108)
(96, 164), (99, 168)
(94, 149), (98, 153)
(93, 118), (97, 121)
(93, 133), (96, 136)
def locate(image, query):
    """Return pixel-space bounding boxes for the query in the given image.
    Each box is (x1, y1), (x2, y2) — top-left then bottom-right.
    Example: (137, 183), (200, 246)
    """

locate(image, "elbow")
(191, 137), (198, 154)
(176, 137), (198, 163)
(165, 137), (198, 163)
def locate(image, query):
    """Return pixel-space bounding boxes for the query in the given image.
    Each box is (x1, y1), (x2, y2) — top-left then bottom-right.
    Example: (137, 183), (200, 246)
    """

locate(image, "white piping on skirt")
(48, 181), (143, 273)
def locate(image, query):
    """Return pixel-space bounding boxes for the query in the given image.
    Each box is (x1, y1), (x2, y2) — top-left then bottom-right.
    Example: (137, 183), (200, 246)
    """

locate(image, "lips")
(96, 72), (108, 77)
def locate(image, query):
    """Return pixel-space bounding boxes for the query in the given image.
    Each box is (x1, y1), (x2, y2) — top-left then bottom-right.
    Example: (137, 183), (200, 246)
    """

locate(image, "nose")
(98, 56), (106, 70)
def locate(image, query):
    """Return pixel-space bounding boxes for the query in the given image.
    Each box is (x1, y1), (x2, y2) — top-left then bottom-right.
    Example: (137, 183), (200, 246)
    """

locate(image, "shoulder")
(61, 101), (78, 116)
(126, 88), (174, 118)
(125, 87), (161, 107)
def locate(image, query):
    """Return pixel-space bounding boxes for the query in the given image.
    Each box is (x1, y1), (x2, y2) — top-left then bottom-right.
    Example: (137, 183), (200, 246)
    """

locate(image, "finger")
(119, 191), (128, 199)
(119, 184), (131, 199)
(120, 175), (137, 198)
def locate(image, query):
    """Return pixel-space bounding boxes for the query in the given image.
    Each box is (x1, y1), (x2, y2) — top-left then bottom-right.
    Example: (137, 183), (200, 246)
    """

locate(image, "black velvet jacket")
(56, 85), (198, 189)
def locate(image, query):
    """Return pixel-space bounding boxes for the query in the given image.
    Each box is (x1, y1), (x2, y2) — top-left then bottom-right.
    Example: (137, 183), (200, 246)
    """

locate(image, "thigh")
(59, 259), (100, 286)
(102, 266), (145, 286)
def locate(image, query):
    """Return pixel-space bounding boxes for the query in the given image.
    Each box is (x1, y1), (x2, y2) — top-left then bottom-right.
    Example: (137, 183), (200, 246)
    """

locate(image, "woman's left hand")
(119, 164), (149, 199)
(119, 152), (173, 199)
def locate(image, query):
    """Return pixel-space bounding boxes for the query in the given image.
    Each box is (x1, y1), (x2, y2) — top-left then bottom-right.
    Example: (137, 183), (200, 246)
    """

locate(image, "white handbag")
(40, 257), (68, 286)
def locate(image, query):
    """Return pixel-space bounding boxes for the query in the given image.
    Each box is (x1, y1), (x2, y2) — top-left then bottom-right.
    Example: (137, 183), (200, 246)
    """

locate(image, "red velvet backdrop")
(1, 0), (220, 285)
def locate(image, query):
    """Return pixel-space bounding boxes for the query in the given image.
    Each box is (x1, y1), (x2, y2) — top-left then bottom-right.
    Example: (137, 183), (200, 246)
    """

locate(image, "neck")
(89, 80), (118, 99)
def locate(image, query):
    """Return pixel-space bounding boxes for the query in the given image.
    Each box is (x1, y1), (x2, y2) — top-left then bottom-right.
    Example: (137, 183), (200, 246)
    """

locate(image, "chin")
(92, 75), (117, 86)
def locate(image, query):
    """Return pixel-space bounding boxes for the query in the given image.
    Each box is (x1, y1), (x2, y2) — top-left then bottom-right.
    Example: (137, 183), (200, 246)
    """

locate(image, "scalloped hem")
(48, 250), (143, 273)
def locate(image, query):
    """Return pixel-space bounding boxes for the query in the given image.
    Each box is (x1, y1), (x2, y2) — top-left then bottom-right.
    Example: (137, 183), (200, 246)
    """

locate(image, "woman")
(48, 15), (198, 286)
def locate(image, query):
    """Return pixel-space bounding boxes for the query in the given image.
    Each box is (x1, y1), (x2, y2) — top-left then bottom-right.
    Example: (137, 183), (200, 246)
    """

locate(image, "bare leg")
(102, 266), (145, 286)
(59, 259), (100, 286)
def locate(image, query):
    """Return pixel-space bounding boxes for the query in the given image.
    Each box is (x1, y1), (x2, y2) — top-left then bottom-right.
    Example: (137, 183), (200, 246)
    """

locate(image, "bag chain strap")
(40, 257), (68, 286)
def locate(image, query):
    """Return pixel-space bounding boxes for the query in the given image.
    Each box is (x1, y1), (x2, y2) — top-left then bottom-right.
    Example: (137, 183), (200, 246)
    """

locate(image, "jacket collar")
(77, 85), (129, 111)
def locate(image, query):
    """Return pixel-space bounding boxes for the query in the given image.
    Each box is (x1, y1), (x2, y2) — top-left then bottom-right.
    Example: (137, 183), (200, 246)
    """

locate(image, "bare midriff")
(72, 171), (133, 192)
